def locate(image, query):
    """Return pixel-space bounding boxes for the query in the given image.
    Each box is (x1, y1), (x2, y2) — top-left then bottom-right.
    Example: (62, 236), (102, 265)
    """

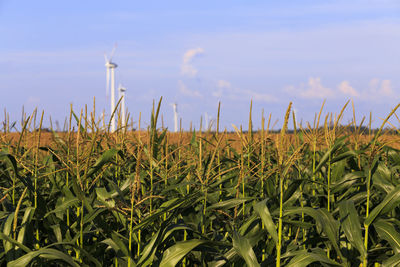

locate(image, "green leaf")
(0, 151), (19, 176)
(207, 197), (254, 211)
(382, 253), (400, 267)
(159, 239), (208, 267)
(331, 150), (358, 165)
(44, 197), (80, 218)
(83, 208), (106, 224)
(0, 233), (31, 253)
(285, 208), (344, 261)
(286, 251), (342, 267)
(338, 200), (366, 258)
(138, 222), (190, 266)
(17, 207), (35, 245)
(133, 192), (202, 232)
(373, 163), (395, 194)
(7, 248), (79, 267)
(137, 228), (162, 266)
(283, 179), (302, 203)
(232, 231), (260, 267)
(374, 219), (400, 254)
(96, 187), (115, 208)
(86, 148), (119, 177)
(331, 171), (364, 194)
(314, 139), (345, 174)
(2, 212), (15, 254)
(365, 184), (400, 226)
(253, 200), (278, 243)
(102, 232), (134, 264)
(111, 231), (130, 258)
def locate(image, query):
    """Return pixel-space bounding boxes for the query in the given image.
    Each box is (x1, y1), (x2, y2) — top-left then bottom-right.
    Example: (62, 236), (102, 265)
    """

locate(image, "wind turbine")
(171, 103), (178, 132)
(118, 84), (126, 128)
(105, 45), (118, 132)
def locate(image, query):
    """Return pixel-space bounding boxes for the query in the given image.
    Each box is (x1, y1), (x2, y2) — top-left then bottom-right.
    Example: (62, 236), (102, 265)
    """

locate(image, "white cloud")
(286, 77), (335, 99)
(178, 80), (202, 97)
(217, 80), (231, 88)
(369, 78), (380, 92)
(244, 90), (278, 102)
(286, 77), (398, 102)
(183, 48), (204, 64)
(301, 77), (334, 98)
(213, 79), (232, 97)
(26, 96), (40, 104)
(368, 78), (395, 97)
(212, 88), (223, 98)
(286, 77), (397, 101)
(181, 48), (204, 77)
(338, 81), (359, 97)
(379, 80), (394, 96)
(212, 79), (276, 102)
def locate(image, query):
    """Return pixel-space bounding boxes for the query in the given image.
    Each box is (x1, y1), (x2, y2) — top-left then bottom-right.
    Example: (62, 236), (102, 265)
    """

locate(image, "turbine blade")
(104, 53), (108, 63)
(109, 43), (117, 61)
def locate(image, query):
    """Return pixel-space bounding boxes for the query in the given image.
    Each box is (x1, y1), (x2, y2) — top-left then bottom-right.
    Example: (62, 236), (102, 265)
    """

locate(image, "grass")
(1, 98), (400, 266)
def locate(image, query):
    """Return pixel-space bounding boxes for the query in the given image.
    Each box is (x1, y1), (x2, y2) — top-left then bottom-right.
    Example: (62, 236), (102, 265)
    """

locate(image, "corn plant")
(1, 99), (400, 266)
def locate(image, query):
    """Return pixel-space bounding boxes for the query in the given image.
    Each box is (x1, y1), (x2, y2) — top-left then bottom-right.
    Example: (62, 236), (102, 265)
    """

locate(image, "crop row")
(1, 100), (400, 266)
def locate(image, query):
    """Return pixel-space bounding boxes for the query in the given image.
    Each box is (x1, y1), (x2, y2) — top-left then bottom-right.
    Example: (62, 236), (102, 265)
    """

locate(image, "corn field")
(1, 99), (400, 266)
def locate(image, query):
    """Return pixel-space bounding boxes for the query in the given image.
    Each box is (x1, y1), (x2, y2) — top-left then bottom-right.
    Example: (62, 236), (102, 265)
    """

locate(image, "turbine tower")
(105, 45), (118, 132)
(171, 103), (178, 132)
(118, 84), (126, 128)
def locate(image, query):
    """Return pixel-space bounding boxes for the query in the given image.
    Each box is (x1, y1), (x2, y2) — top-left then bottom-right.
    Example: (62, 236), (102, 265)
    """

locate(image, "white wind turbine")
(171, 103), (178, 132)
(118, 84), (126, 128)
(105, 45), (118, 132)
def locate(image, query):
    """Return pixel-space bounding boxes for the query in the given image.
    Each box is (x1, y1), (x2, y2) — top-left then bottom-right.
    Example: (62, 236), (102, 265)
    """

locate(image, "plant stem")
(277, 170), (284, 267)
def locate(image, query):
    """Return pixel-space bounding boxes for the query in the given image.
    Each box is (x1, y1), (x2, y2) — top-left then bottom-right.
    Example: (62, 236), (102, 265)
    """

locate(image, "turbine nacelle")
(105, 62), (118, 68)
(170, 103), (178, 112)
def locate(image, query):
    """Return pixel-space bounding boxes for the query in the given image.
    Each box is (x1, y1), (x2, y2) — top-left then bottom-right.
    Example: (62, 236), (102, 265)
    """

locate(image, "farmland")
(1, 100), (400, 266)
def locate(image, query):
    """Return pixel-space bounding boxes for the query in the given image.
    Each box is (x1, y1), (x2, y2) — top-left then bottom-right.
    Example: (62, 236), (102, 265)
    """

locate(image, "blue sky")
(1, 0), (399, 130)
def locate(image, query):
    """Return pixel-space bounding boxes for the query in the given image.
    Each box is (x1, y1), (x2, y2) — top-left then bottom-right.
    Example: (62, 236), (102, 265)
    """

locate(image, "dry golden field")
(2, 130), (400, 150)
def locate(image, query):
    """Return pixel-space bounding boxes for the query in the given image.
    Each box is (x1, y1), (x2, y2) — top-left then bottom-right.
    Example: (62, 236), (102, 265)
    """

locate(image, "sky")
(1, 0), (399, 131)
